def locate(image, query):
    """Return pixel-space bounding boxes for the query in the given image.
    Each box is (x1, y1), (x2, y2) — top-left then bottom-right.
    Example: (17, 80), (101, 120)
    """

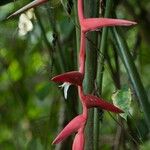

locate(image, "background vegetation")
(0, 0), (150, 149)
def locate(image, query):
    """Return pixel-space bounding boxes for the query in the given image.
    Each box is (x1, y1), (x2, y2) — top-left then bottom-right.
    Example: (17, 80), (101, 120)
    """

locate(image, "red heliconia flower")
(52, 115), (86, 145)
(72, 130), (84, 150)
(51, 71), (84, 86)
(83, 94), (123, 113)
(7, 0), (48, 18)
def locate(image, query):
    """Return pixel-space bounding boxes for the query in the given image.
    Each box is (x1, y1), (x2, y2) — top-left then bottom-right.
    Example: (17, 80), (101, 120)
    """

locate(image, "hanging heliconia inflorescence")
(8, 0), (136, 149)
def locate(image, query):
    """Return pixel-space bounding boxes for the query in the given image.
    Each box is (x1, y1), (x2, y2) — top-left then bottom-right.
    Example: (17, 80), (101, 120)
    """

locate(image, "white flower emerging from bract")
(18, 13), (33, 36)
(59, 82), (71, 99)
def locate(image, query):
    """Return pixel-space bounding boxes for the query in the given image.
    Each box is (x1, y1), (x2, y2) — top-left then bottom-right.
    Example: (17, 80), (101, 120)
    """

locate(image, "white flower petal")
(59, 82), (71, 99)
(18, 13), (33, 36)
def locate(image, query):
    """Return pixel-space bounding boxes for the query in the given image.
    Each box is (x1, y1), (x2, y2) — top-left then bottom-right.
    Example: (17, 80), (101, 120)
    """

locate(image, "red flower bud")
(52, 115), (86, 144)
(51, 71), (84, 86)
(83, 94), (124, 113)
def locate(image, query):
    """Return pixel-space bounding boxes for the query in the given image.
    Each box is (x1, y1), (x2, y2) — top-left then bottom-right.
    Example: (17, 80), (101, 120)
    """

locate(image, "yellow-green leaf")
(112, 87), (132, 120)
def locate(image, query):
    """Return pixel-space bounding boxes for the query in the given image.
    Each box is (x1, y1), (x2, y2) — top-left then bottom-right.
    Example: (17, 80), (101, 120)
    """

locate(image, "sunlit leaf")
(112, 86), (132, 120)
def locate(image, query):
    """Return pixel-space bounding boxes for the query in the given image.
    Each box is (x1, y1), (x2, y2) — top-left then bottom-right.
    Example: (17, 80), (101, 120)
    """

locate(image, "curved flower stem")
(79, 32), (86, 74)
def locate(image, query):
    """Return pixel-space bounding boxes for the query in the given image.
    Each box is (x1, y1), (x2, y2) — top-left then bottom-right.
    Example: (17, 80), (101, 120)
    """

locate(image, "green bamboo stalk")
(83, 0), (99, 150)
(73, 0), (82, 113)
(73, 0), (80, 53)
(111, 27), (150, 129)
(45, 5), (67, 72)
(94, 0), (113, 149)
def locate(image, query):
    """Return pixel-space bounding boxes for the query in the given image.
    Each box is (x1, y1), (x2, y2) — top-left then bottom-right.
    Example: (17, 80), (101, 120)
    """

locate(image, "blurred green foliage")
(0, 0), (150, 149)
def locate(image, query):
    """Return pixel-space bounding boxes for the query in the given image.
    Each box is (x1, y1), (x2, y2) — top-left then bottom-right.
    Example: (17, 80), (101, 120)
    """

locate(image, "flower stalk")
(8, 0), (136, 149)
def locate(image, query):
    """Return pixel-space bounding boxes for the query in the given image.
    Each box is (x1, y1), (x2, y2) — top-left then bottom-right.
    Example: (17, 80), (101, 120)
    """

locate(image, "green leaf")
(112, 87), (132, 120)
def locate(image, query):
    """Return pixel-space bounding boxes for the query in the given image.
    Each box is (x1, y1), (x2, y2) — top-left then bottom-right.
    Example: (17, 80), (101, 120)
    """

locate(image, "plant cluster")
(8, 0), (138, 149)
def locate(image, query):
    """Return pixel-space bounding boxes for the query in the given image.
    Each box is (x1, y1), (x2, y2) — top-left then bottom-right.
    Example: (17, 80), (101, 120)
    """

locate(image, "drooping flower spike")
(7, 0), (48, 19)
(52, 0), (135, 149)
(8, 0), (136, 150)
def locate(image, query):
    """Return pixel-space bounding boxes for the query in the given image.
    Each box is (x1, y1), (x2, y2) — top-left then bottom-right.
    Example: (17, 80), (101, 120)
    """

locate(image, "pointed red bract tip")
(72, 132), (84, 150)
(81, 18), (137, 32)
(83, 94), (124, 113)
(52, 115), (86, 144)
(51, 71), (84, 86)
(7, 0), (48, 19)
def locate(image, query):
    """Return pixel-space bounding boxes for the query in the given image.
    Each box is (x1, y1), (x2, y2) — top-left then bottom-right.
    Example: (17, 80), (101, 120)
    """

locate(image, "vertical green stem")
(34, 9), (60, 73)
(83, 0), (99, 150)
(73, 0), (82, 113)
(73, 0), (80, 53)
(45, 6), (66, 72)
(94, 0), (113, 149)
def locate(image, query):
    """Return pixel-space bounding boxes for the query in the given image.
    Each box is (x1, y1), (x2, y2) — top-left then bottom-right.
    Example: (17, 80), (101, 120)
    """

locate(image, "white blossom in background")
(18, 9), (34, 36)
(26, 8), (34, 19)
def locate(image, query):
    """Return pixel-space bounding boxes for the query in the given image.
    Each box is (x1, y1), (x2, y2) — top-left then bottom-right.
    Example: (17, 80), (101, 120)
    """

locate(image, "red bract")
(52, 115), (86, 144)
(83, 94), (124, 113)
(78, 0), (136, 33)
(72, 131), (84, 150)
(51, 71), (84, 86)
(81, 18), (136, 32)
